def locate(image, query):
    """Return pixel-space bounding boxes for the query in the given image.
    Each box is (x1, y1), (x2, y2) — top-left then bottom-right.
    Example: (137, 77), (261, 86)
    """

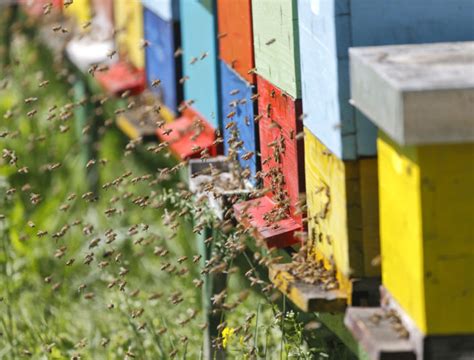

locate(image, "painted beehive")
(233, 75), (304, 248)
(298, 0), (474, 160)
(180, 0), (220, 129)
(141, 0), (179, 21)
(349, 43), (474, 339)
(217, 0), (254, 84)
(64, 0), (90, 25)
(220, 61), (258, 184)
(114, 0), (144, 69)
(143, 6), (182, 115)
(252, 0), (300, 99)
(304, 127), (380, 293)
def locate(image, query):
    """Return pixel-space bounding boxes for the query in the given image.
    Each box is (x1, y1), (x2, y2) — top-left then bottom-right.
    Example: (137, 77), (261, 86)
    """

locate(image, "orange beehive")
(217, 0), (254, 84)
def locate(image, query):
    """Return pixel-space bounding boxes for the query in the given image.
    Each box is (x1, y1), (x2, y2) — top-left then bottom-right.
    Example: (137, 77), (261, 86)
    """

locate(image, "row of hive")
(20, 1), (474, 359)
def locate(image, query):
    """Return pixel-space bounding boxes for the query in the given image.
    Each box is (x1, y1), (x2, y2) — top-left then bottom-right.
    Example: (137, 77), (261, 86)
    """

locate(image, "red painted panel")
(217, 0), (254, 84)
(95, 61), (145, 96)
(257, 75), (304, 222)
(234, 195), (301, 248)
(156, 107), (216, 160)
(20, 0), (63, 17)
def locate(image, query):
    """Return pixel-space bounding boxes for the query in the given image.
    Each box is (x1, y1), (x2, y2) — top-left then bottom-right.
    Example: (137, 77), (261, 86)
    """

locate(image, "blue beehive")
(143, 7), (182, 114)
(298, 0), (474, 160)
(141, 0), (179, 21)
(220, 61), (258, 183)
(180, 0), (220, 129)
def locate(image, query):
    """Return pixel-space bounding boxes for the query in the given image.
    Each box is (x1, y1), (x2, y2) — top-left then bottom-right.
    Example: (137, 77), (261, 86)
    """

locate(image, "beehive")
(304, 127), (380, 295)
(252, 0), (300, 98)
(233, 75), (304, 248)
(141, 0), (179, 21)
(64, 0), (90, 25)
(143, 6), (182, 115)
(350, 42), (474, 336)
(217, 0), (254, 84)
(298, 0), (474, 160)
(180, 0), (220, 129)
(114, 0), (144, 69)
(220, 61), (258, 184)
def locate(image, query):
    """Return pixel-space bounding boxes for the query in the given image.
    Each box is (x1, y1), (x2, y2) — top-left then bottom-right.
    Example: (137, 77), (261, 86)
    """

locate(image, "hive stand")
(348, 42), (474, 360)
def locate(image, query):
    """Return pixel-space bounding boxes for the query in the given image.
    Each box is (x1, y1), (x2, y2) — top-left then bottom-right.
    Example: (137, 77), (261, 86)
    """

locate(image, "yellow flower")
(222, 327), (235, 349)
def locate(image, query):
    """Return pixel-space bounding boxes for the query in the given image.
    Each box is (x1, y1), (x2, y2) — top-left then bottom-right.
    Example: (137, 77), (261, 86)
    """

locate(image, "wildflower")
(222, 327), (235, 349)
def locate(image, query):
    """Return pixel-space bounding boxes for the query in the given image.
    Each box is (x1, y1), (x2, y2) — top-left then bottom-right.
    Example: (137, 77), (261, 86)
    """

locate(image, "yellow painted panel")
(304, 128), (380, 296)
(419, 143), (474, 334)
(64, 0), (91, 26)
(378, 134), (426, 332)
(379, 134), (474, 335)
(114, 0), (144, 69)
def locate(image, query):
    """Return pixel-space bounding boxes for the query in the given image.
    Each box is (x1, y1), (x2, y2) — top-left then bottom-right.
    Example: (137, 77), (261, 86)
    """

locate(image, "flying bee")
(107, 49), (117, 59)
(151, 79), (161, 87)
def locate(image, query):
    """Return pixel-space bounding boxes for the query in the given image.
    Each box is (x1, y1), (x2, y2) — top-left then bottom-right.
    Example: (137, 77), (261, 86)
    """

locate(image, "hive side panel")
(419, 143), (474, 334)
(377, 134), (426, 333)
(180, 0), (220, 128)
(252, 0), (301, 98)
(220, 61), (258, 182)
(217, 0), (254, 83)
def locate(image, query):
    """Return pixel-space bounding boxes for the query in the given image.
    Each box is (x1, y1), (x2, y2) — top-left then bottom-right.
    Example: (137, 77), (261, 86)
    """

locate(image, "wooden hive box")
(233, 75), (304, 248)
(179, 0), (220, 130)
(252, 0), (300, 99)
(217, 0), (254, 84)
(346, 42), (474, 359)
(304, 127), (380, 299)
(114, 0), (144, 69)
(95, 61), (145, 97)
(220, 61), (258, 185)
(143, 4), (183, 117)
(63, 0), (90, 25)
(298, 0), (474, 160)
(141, 0), (179, 22)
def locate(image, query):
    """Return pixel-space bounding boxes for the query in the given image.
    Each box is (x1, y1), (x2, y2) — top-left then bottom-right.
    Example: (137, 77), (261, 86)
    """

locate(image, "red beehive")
(20, 0), (63, 17)
(156, 107), (216, 160)
(95, 61), (145, 97)
(234, 75), (305, 248)
(217, 0), (254, 84)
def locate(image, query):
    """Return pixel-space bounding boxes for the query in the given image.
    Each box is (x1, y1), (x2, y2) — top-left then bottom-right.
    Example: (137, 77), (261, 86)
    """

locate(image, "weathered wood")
(180, 0), (220, 129)
(378, 133), (474, 335)
(114, 0), (144, 69)
(269, 264), (347, 313)
(298, 0), (474, 159)
(220, 61), (258, 184)
(143, 7), (182, 114)
(233, 196), (301, 248)
(252, 0), (300, 98)
(188, 156), (252, 220)
(156, 107), (216, 160)
(95, 61), (146, 96)
(141, 0), (179, 21)
(217, 0), (254, 84)
(350, 42), (474, 145)
(344, 307), (416, 360)
(304, 127), (380, 296)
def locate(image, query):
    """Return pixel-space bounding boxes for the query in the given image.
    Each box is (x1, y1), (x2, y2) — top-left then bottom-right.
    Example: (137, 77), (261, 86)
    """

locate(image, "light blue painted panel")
(298, 0), (474, 159)
(180, 0), (220, 128)
(220, 61), (258, 183)
(141, 0), (179, 21)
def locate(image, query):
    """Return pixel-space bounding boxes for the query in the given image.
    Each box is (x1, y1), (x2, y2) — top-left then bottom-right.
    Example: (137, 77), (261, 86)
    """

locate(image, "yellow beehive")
(64, 0), (91, 26)
(114, 0), (144, 69)
(378, 133), (474, 334)
(304, 127), (380, 298)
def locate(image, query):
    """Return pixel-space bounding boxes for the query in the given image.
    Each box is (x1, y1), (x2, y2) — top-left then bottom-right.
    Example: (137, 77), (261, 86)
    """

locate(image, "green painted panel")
(252, 0), (301, 98)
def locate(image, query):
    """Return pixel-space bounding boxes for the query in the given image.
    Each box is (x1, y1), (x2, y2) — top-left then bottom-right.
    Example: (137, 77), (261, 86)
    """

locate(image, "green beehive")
(252, 0), (301, 98)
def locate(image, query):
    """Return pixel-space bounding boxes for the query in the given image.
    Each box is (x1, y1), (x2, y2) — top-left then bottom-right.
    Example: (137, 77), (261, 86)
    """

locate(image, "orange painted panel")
(217, 0), (254, 84)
